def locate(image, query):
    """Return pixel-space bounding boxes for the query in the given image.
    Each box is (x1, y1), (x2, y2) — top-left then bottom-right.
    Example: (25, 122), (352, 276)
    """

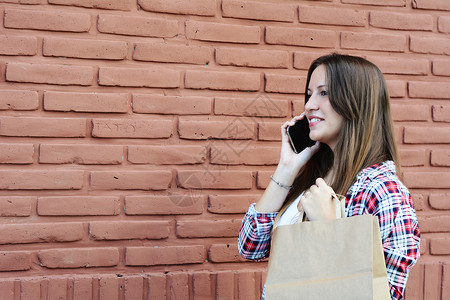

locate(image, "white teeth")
(310, 118), (321, 122)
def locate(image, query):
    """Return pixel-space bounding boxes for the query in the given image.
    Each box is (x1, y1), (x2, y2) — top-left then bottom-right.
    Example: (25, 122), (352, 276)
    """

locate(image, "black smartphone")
(287, 118), (315, 153)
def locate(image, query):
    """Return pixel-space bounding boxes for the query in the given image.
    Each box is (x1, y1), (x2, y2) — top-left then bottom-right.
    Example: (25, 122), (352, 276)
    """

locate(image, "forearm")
(254, 164), (300, 213)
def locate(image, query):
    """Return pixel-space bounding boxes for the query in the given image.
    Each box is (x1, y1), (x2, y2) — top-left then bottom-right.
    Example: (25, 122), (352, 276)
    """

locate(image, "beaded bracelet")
(270, 175), (293, 190)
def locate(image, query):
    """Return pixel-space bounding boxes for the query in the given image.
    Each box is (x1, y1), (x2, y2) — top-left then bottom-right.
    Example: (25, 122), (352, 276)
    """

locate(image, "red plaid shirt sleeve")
(346, 161), (420, 299)
(238, 203), (278, 261)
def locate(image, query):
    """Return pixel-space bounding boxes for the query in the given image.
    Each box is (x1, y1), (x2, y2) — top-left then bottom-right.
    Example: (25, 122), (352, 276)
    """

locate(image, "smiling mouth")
(308, 118), (323, 127)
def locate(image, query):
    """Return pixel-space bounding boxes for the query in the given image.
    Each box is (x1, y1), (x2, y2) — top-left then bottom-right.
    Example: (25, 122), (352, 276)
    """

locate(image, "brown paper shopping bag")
(265, 197), (390, 300)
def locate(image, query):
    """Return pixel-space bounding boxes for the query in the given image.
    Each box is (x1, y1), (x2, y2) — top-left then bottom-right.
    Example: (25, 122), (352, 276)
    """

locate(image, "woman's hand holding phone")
(279, 113), (320, 173)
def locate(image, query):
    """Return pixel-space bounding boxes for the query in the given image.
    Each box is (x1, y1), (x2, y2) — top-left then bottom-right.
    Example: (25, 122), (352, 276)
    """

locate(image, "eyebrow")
(307, 84), (327, 91)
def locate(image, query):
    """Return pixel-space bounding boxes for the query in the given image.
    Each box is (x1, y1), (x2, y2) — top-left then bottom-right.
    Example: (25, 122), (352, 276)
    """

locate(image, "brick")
(412, 0), (450, 11)
(431, 150), (450, 167)
(444, 263), (450, 300)
(98, 14), (178, 37)
(176, 219), (240, 238)
(411, 193), (425, 211)
(124, 276), (144, 300)
(0, 90), (39, 111)
(216, 271), (234, 299)
(258, 121), (281, 141)
(418, 216), (450, 232)
(38, 247), (119, 268)
(128, 145), (206, 164)
(299, 5), (366, 27)
(6, 62), (94, 86)
(0, 0), (42, 3)
(90, 221), (169, 240)
(178, 170), (252, 190)
(0, 280), (14, 300)
(404, 126), (450, 144)
(208, 194), (259, 214)
(0, 251), (31, 271)
(0, 196), (33, 217)
(0, 117), (86, 138)
(266, 26), (336, 48)
(209, 243), (245, 263)
(132, 94), (211, 115)
(148, 274), (166, 298)
(39, 144), (123, 165)
(294, 51), (324, 70)
(292, 100), (306, 116)
(210, 145), (279, 165)
(370, 11), (432, 31)
(185, 70), (260, 91)
(216, 47), (289, 69)
(92, 118), (172, 138)
(265, 74), (307, 94)
(168, 273), (189, 300)
(139, 0), (215, 16)
(72, 276), (93, 300)
(43, 37), (127, 60)
(429, 193), (450, 210)
(133, 43), (212, 65)
(430, 238), (450, 255)
(125, 245), (205, 266)
(257, 171), (272, 189)
(409, 81), (450, 99)
(0, 35), (37, 56)
(222, 0), (295, 22)
(0, 222), (83, 244)
(438, 16), (450, 33)
(424, 263), (442, 300)
(399, 149), (426, 167)
(367, 56), (429, 75)
(98, 67), (180, 88)
(178, 118), (255, 140)
(0, 143), (34, 164)
(48, 278), (68, 300)
(214, 96), (287, 117)
(432, 59), (450, 76)
(49, 0), (133, 11)
(186, 20), (260, 44)
(386, 80), (406, 98)
(4, 8), (90, 32)
(404, 263), (424, 299)
(192, 272), (212, 299)
(390, 103), (429, 121)
(238, 271), (257, 299)
(125, 195), (204, 215)
(20, 278), (41, 300)
(37, 196), (120, 216)
(404, 171), (450, 188)
(90, 170), (172, 190)
(99, 275), (119, 300)
(342, 0), (405, 5)
(341, 32), (406, 52)
(0, 170), (84, 190)
(410, 35), (450, 55)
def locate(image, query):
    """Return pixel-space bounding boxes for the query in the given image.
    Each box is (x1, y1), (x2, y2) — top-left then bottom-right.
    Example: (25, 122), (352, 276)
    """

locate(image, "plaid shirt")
(238, 161), (420, 300)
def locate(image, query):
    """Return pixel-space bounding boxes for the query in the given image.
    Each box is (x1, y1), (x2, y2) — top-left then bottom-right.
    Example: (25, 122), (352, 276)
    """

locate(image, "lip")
(308, 115), (323, 127)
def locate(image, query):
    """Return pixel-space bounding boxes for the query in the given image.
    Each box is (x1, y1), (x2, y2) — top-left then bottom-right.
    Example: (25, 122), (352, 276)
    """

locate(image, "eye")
(320, 90), (328, 96)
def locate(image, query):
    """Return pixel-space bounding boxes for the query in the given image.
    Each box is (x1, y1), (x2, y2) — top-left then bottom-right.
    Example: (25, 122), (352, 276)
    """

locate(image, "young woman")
(238, 53), (420, 299)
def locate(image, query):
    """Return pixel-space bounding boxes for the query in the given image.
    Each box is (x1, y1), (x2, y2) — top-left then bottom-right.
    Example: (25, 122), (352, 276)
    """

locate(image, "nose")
(304, 93), (318, 112)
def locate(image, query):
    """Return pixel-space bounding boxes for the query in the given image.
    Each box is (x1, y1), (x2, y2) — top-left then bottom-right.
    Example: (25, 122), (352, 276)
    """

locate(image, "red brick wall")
(0, 0), (449, 299)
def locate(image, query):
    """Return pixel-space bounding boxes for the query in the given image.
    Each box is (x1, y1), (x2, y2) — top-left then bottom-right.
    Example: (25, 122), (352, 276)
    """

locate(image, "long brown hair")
(283, 53), (399, 208)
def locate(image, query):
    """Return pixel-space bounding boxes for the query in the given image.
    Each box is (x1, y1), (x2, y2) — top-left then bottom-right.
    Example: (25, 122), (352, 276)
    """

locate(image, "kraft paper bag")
(265, 198), (390, 300)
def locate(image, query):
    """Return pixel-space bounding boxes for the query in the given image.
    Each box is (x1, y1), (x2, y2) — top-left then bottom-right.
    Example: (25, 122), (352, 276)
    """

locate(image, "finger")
(315, 177), (326, 186)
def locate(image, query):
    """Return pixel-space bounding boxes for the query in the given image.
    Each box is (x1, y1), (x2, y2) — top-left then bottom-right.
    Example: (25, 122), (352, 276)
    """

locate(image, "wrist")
(273, 164), (301, 187)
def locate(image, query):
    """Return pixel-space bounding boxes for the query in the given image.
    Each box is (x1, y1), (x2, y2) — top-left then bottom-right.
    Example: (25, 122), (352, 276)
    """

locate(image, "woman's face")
(305, 64), (344, 151)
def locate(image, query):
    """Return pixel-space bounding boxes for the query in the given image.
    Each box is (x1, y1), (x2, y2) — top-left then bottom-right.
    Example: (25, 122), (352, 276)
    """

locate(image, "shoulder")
(347, 161), (412, 215)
